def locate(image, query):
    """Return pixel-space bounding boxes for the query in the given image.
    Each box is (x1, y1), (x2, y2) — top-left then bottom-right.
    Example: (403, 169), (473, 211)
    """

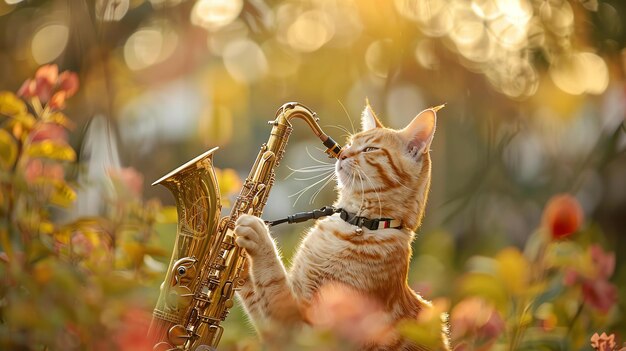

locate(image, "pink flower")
(30, 123), (68, 143)
(35, 64), (59, 86)
(542, 194), (583, 240)
(582, 279), (618, 314)
(114, 307), (152, 351)
(58, 71), (79, 97)
(305, 282), (395, 346)
(590, 245), (615, 280)
(451, 297), (504, 347)
(17, 79), (37, 98)
(71, 232), (94, 258)
(24, 159), (65, 184)
(563, 245), (618, 313)
(33, 64), (59, 103)
(108, 167), (144, 197)
(591, 332), (616, 351)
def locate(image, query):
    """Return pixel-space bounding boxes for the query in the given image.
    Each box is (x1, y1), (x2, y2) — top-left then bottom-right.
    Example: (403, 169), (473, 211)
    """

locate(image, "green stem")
(566, 302), (584, 337)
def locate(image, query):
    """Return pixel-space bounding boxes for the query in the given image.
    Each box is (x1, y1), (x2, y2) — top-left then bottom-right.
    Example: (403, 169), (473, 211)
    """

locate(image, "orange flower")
(542, 194), (583, 239)
(49, 91), (67, 110)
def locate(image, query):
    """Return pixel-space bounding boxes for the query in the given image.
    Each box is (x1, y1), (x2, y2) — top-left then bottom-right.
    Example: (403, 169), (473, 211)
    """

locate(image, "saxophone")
(148, 102), (342, 351)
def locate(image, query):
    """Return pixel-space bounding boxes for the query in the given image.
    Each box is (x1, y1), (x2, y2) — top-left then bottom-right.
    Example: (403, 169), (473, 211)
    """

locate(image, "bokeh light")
(286, 10), (335, 53)
(550, 52), (609, 95)
(222, 39), (268, 83)
(31, 23), (69, 64)
(95, 0), (130, 22)
(191, 0), (243, 31)
(123, 23), (178, 71)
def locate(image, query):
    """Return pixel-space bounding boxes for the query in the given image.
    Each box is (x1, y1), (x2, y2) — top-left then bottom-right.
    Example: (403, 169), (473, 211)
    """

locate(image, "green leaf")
(26, 140), (76, 161)
(0, 91), (27, 117)
(0, 129), (18, 170)
(531, 275), (564, 312)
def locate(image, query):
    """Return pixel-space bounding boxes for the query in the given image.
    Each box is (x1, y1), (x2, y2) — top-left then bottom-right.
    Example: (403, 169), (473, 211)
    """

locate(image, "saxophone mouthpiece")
(322, 136), (342, 159)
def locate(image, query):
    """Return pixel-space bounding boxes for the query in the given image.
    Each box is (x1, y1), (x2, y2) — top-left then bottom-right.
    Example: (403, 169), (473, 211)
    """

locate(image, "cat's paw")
(234, 214), (274, 258)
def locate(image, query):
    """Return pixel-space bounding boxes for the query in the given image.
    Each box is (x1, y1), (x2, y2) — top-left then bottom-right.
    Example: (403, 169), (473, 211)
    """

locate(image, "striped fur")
(234, 103), (450, 350)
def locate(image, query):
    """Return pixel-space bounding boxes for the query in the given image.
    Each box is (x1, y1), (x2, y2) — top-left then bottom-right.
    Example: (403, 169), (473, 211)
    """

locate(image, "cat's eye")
(362, 147), (379, 153)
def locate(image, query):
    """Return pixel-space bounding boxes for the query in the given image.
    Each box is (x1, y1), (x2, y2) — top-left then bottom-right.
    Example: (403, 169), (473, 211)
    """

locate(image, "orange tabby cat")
(234, 102), (450, 350)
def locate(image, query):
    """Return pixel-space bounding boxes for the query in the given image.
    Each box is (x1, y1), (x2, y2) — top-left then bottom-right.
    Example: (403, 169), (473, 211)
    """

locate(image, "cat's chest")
(291, 216), (409, 299)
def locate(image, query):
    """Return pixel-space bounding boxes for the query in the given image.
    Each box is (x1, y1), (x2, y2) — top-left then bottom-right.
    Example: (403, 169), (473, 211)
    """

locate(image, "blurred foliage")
(1, 0), (626, 350)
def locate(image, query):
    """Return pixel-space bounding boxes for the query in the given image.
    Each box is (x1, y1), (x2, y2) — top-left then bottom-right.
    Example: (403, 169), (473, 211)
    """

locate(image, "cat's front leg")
(234, 214), (302, 325)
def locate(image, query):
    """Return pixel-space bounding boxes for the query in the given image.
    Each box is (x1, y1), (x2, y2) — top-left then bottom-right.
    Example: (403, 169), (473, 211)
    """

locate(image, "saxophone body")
(148, 102), (342, 351)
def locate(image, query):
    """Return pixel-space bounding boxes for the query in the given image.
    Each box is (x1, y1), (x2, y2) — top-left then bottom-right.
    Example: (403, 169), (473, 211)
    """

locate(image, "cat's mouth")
(336, 160), (355, 187)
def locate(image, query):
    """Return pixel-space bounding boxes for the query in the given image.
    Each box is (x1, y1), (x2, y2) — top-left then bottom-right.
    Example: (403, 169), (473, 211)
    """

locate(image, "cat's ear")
(399, 107), (439, 156)
(361, 99), (384, 131)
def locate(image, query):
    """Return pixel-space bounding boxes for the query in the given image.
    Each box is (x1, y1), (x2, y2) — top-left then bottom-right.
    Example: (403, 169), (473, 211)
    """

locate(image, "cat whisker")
(305, 147), (336, 166)
(288, 164), (334, 171)
(310, 173), (336, 205)
(323, 124), (353, 139)
(289, 171), (336, 207)
(294, 170), (334, 181)
(285, 165), (334, 179)
(338, 100), (356, 135)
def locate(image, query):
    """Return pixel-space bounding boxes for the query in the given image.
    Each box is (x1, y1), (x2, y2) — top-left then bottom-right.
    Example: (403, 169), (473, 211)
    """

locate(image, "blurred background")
(0, 0), (625, 350)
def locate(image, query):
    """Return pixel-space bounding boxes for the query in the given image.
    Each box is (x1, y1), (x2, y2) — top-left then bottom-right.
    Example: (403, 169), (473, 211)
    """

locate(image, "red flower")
(58, 71), (79, 97)
(542, 194), (583, 239)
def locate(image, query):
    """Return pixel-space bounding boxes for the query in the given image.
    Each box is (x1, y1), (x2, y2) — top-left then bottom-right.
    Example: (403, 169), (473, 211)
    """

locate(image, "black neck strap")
(265, 206), (403, 230)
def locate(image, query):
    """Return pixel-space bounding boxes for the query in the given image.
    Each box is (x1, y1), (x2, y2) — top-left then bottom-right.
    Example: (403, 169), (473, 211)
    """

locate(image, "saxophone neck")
(274, 102), (342, 159)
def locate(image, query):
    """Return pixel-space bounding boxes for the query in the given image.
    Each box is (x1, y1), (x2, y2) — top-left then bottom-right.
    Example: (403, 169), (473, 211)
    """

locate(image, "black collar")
(339, 209), (403, 230)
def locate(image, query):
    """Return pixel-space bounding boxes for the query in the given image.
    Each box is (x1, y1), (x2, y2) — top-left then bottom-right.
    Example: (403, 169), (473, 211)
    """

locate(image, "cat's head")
(335, 101), (439, 230)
